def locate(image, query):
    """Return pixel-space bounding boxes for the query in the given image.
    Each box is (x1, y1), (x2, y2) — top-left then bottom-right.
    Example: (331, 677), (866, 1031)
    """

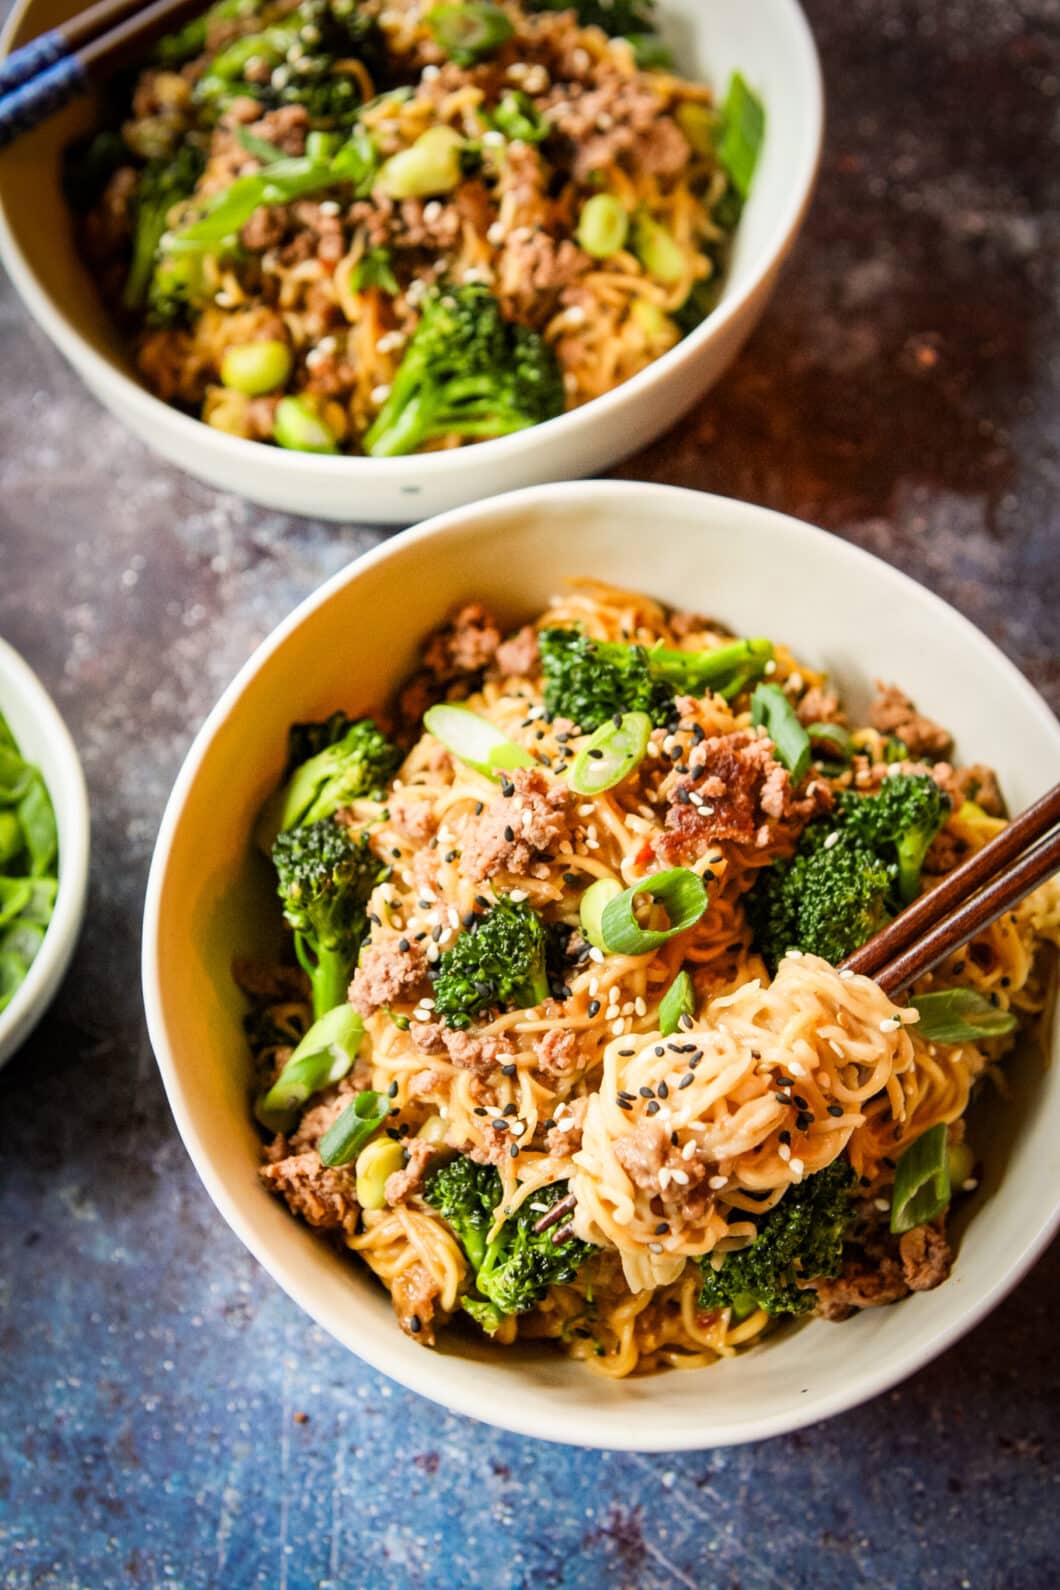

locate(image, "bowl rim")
(142, 479), (1060, 1449)
(0, 0), (823, 483)
(0, 635), (90, 1066)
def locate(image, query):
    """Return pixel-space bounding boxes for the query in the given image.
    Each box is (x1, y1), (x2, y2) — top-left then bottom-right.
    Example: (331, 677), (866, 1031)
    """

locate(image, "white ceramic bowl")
(143, 480), (1060, 1449)
(0, 0), (822, 523)
(0, 636), (90, 1069)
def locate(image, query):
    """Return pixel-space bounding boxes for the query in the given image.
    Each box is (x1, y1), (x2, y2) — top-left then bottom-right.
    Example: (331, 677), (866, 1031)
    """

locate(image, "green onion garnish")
(806, 721), (853, 761)
(423, 704), (535, 780)
(425, 2), (514, 64)
(254, 1004), (364, 1134)
(318, 1088), (390, 1168)
(568, 711), (652, 797)
(910, 988), (1018, 1045)
(750, 683), (811, 783)
(579, 877), (623, 951)
(890, 1122), (950, 1234)
(600, 868), (708, 956)
(718, 72), (766, 201)
(659, 969), (695, 1035)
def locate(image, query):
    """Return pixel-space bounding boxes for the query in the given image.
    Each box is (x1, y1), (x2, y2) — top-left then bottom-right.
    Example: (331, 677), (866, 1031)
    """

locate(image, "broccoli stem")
(295, 932), (354, 1019)
(648, 636), (774, 698)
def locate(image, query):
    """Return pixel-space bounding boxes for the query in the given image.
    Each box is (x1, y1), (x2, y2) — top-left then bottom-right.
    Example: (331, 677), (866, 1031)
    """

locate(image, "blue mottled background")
(2, 1), (1059, 1585)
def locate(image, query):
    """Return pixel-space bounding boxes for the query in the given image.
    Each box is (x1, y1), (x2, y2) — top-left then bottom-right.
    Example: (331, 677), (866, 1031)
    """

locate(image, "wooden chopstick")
(0, 0), (202, 150)
(842, 780), (1060, 982)
(838, 780), (1060, 998)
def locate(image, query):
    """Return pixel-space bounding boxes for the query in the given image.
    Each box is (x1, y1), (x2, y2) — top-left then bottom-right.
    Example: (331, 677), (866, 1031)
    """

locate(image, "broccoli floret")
(363, 284), (564, 457)
(537, 629), (773, 731)
(746, 773), (950, 970)
(260, 716), (402, 847)
(839, 774), (950, 906)
(145, 248), (212, 328)
(425, 1160), (593, 1327)
(194, 0), (379, 126)
(746, 825), (893, 971)
(272, 818), (384, 1017)
(423, 1154), (498, 1268)
(524, 0), (656, 36)
(123, 143), (205, 311)
(431, 896), (550, 1029)
(698, 1159), (856, 1318)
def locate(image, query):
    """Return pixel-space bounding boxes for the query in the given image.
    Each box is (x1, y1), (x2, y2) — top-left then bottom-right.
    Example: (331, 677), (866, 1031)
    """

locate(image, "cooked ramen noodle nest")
(68, 0), (764, 457)
(239, 579), (1060, 1376)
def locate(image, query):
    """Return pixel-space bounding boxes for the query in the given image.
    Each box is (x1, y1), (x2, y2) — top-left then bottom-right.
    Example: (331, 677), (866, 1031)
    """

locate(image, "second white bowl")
(0, 0), (822, 522)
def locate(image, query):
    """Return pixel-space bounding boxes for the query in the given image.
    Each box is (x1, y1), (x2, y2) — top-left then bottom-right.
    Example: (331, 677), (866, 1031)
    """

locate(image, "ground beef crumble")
(869, 682), (952, 760)
(460, 766), (572, 882)
(349, 937), (430, 1016)
(259, 1154), (360, 1237)
(656, 731), (832, 864)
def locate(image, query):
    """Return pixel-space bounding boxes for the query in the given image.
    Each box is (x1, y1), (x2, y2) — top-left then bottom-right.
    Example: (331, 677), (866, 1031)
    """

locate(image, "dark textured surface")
(2, 1), (1059, 1585)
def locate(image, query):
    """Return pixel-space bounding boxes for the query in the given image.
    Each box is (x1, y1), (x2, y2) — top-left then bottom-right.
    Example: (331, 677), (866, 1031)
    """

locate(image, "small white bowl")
(0, 637), (89, 1069)
(143, 481), (1060, 1449)
(0, 0), (822, 523)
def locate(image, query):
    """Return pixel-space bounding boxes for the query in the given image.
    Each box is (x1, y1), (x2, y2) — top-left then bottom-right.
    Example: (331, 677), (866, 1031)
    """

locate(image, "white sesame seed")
(789, 1157), (805, 1176)
(421, 63), (440, 80)
(708, 1175), (727, 1190)
(422, 200), (443, 222)
(874, 1197), (889, 1212)
(828, 1039), (845, 1058)
(486, 221), (506, 246)
(764, 659), (777, 675)
(823, 831), (840, 850)
(658, 1167), (671, 1190)
(588, 978), (599, 996)
(681, 1140), (696, 1161)
(510, 1120), (525, 1137)
(319, 200), (340, 217)
(370, 383), (392, 404)
(879, 1017), (901, 1033)
(577, 803), (595, 817)
(962, 1177), (978, 1192)
(670, 1168), (689, 1186)
(426, 943), (440, 963)
(778, 1143), (791, 1162)
(509, 888), (528, 902)
(589, 947), (605, 964)
(611, 1018), (625, 1036)
(634, 997), (647, 1017)
(838, 968), (855, 980)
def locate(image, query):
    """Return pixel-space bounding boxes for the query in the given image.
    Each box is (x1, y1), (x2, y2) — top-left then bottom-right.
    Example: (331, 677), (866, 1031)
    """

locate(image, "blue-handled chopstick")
(0, 0), (203, 149)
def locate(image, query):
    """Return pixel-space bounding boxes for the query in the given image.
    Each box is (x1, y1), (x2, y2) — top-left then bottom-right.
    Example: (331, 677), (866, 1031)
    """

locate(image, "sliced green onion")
(600, 867), (708, 956)
(568, 712), (651, 796)
(659, 969), (695, 1035)
(0, 877), (33, 926)
(632, 212), (685, 285)
(423, 703), (535, 780)
(491, 90), (548, 144)
(318, 1088), (389, 1168)
(579, 877), (623, 951)
(379, 126), (464, 200)
(306, 130), (340, 164)
(255, 1004), (364, 1133)
(272, 395), (339, 454)
(807, 721), (853, 761)
(718, 72), (766, 201)
(576, 193), (629, 260)
(750, 683), (811, 783)
(235, 127), (285, 165)
(220, 339), (292, 396)
(426, 3), (513, 65)
(910, 988), (1018, 1045)
(890, 1122), (950, 1234)
(676, 101), (715, 157)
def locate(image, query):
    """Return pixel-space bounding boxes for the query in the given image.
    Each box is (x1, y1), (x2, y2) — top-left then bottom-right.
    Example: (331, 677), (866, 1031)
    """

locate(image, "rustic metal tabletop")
(1, 1), (1058, 1586)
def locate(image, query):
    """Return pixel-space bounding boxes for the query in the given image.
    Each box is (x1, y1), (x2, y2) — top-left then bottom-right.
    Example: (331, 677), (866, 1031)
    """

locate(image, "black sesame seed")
(616, 1097), (634, 1111)
(563, 871), (580, 886)
(646, 1100), (661, 1115)
(543, 1118), (556, 1130)
(398, 937), (410, 953)
(678, 1072), (695, 1090)
(502, 1102), (517, 1117)
(409, 1314), (422, 1333)
(639, 1086), (654, 1098)
(657, 1081), (669, 1099)
(827, 1104), (843, 1117)
(500, 776), (514, 797)
(587, 999), (601, 1017)
(795, 1113), (812, 1132)
(491, 1119), (509, 1132)
(474, 1106), (488, 1116)
(503, 825), (515, 842)
(510, 1144), (520, 1158)
(445, 850), (458, 864)
(501, 1063), (516, 1077)
(654, 1221), (669, 1235)
(654, 1046), (665, 1057)
(670, 1131), (679, 1146)
(792, 1095), (809, 1110)
(779, 1129), (791, 1145)
(475, 895), (491, 910)
(387, 1081), (399, 1098)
